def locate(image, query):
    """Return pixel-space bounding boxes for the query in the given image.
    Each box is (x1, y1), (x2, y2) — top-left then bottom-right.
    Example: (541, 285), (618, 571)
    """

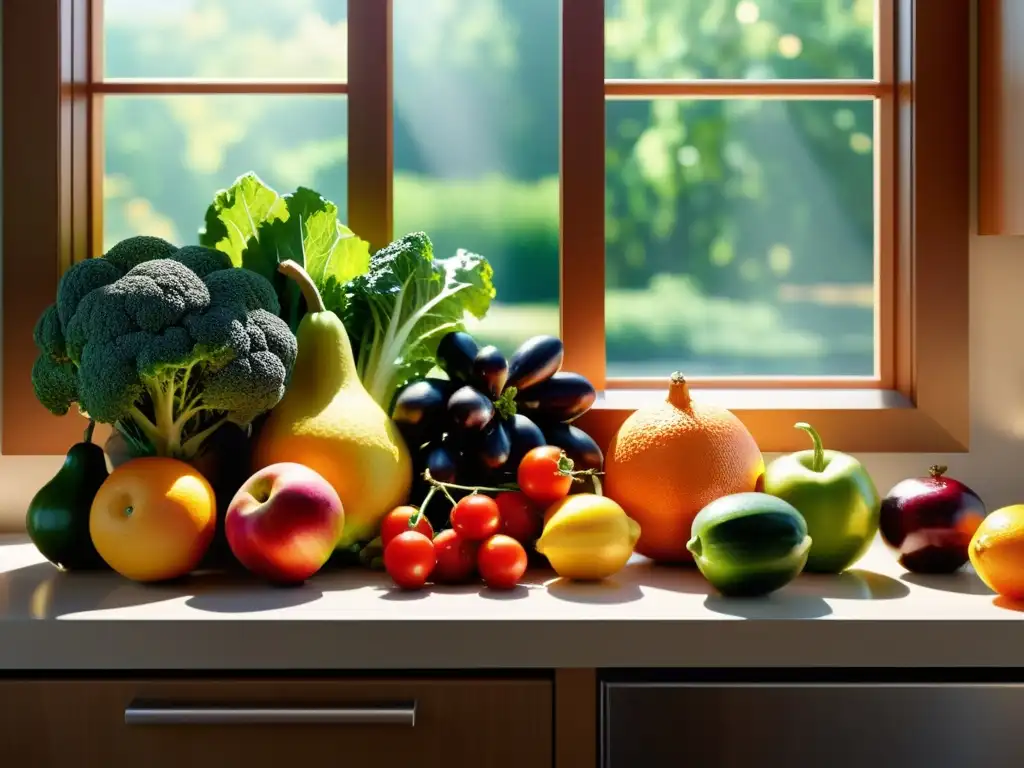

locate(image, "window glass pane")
(605, 99), (875, 377)
(104, 0), (348, 80)
(104, 95), (347, 250)
(392, 0), (561, 356)
(605, 0), (875, 80)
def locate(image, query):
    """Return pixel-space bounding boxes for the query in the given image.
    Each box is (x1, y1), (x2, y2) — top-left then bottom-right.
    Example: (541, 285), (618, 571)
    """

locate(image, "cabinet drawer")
(0, 678), (552, 768)
(602, 682), (1024, 768)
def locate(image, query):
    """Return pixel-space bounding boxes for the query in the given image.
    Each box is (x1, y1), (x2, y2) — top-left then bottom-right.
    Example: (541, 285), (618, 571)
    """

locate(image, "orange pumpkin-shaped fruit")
(603, 372), (765, 563)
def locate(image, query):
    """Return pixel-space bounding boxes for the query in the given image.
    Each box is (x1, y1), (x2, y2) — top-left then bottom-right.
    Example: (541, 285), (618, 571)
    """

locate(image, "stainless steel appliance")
(602, 680), (1024, 767)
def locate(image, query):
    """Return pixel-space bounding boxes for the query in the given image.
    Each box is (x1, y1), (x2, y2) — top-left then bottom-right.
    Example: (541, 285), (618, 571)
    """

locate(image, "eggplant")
(392, 378), (453, 437)
(447, 385), (495, 431)
(440, 429), (468, 453)
(472, 345), (509, 399)
(506, 413), (547, 467)
(436, 331), (479, 383)
(396, 421), (429, 453)
(542, 423), (604, 472)
(516, 372), (597, 423)
(477, 418), (513, 469)
(424, 441), (460, 485)
(506, 335), (564, 391)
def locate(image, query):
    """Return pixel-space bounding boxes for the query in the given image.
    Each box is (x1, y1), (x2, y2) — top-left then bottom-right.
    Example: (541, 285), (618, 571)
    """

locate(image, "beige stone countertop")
(0, 533), (1019, 671)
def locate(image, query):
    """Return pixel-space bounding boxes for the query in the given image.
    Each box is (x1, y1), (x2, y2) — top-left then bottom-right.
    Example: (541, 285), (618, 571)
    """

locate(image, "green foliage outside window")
(103, 0), (877, 377)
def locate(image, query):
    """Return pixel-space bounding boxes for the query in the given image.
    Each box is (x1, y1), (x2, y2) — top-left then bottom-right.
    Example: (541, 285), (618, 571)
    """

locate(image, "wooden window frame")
(2, 0), (968, 456)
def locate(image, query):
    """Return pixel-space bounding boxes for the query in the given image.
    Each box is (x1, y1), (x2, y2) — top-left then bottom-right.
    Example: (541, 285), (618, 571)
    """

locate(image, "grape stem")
(424, 468), (515, 494)
(404, 456), (606, 530)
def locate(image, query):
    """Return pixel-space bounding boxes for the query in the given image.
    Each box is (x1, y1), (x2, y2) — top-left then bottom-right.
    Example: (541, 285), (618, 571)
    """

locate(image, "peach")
(225, 463), (344, 584)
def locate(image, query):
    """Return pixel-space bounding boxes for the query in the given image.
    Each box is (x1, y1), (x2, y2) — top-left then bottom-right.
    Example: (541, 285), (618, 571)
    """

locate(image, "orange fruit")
(603, 372), (765, 563)
(968, 504), (1024, 598)
(90, 457), (217, 582)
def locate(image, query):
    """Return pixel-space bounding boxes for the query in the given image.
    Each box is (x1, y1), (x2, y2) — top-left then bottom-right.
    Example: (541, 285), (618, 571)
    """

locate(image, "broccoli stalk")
(32, 236), (298, 462)
(121, 360), (230, 459)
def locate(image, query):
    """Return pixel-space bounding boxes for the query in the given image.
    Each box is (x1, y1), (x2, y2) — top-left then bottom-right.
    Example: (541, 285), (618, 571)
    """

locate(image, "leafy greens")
(199, 174), (496, 412)
(200, 172), (371, 331)
(344, 232), (495, 410)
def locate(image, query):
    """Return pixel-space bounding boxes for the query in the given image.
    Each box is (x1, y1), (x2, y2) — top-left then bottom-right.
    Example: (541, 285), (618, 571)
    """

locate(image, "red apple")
(225, 463), (345, 584)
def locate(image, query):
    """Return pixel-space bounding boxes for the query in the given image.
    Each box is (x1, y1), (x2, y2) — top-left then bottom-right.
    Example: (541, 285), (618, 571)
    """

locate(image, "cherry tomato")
(450, 494), (502, 541)
(477, 534), (528, 590)
(431, 529), (479, 584)
(380, 505), (434, 549)
(517, 446), (572, 506)
(384, 531), (436, 590)
(496, 491), (542, 544)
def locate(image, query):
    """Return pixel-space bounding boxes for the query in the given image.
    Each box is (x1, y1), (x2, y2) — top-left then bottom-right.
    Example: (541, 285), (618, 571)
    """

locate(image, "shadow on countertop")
(544, 577), (644, 604)
(993, 596), (1024, 612)
(0, 560), (326, 617)
(900, 569), (992, 595)
(792, 569), (910, 600)
(184, 577), (323, 613)
(612, 560), (911, 601)
(618, 559), (712, 595)
(374, 577), (645, 604)
(0, 561), (177, 618)
(696, 568), (915, 621)
(703, 593), (833, 620)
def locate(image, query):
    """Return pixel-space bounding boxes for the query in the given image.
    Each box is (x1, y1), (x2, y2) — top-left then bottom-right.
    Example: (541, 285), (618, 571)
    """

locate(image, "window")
(2, 0), (969, 456)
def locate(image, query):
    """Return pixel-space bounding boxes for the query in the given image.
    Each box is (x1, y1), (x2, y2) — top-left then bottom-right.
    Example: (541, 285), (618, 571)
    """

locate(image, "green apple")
(763, 422), (881, 573)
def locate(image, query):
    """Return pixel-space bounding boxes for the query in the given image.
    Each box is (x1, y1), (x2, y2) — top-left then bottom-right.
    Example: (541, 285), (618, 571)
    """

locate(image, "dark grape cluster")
(392, 332), (604, 528)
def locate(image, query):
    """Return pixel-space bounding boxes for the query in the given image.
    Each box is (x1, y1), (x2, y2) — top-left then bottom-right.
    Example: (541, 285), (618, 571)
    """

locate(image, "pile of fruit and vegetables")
(24, 171), (1014, 602)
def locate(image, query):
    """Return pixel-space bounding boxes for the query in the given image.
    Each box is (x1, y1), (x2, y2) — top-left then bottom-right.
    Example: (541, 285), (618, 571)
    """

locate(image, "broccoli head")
(31, 236), (297, 460)
(31, 355), (78, 416)
(102, 235), (179, 273)
(33, 304), (66, 361)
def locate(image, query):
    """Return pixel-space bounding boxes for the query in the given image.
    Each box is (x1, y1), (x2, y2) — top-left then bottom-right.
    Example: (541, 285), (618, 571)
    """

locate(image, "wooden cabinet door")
(0, 678), (552, 768)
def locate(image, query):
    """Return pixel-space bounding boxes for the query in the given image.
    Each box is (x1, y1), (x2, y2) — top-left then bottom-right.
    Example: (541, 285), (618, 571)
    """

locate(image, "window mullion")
(87, 0), (103, 261)
(561, 0), (607, 388)
(347, 0), (394, 252)
(876, 0), (897, 390)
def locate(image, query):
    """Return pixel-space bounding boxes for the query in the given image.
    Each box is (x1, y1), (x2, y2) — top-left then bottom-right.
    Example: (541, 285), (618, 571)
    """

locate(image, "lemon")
(536, 494), (642, 581)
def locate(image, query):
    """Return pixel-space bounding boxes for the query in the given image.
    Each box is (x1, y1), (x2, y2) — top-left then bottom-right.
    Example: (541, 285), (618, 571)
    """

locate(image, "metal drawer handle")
(124, 699), (416, 727)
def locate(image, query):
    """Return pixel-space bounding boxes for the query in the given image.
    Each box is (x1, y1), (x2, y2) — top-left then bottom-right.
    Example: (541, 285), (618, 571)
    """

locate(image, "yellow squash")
(253, 261), (412, 550)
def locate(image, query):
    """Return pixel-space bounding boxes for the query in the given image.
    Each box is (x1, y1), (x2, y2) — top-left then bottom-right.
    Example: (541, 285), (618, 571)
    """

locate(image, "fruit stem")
(406, 470), (520, 530)
(668, 371), (692, 408)
(493, 387), (518, 420)
(83, 419), (95, 445)
(928, 464), (947, 478)
(794, 422), (826, 473)
(407, 485), (441, 529)
(423, 468), (515, 495)
(556, 451), (604, 484)
(278, 260), (326, 313)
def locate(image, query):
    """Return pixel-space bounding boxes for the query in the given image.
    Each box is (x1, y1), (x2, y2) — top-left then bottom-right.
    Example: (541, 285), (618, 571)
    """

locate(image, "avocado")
(26, 421), (109, 570)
